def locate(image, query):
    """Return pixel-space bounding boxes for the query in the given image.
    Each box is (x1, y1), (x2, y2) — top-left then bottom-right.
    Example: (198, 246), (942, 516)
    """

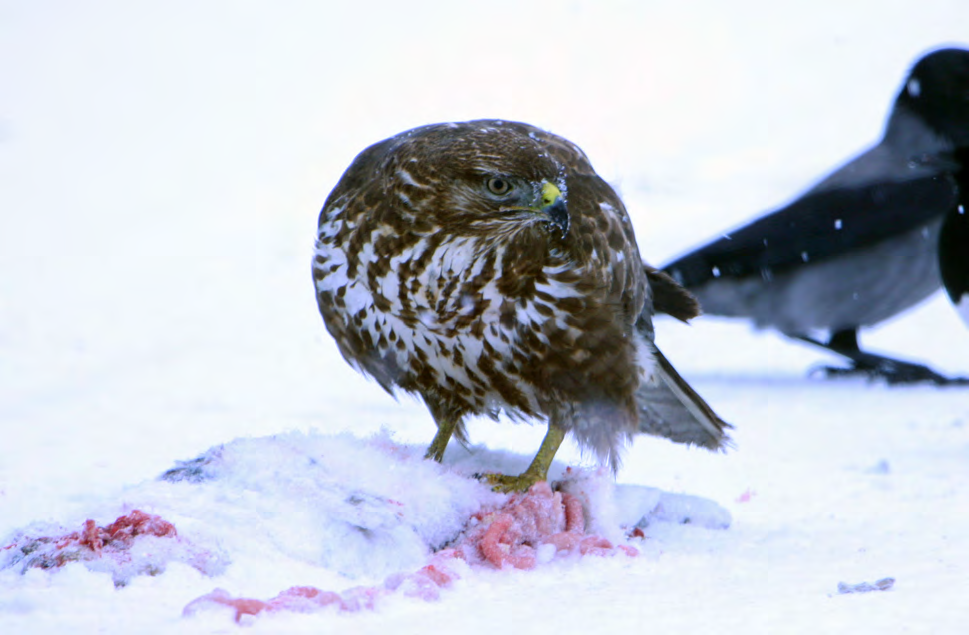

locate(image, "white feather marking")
(633, 333), (657, 381)
(343, 281), (372, 314)
(537, 262), (584, 300)
(312, 246), (347, 293)
(396, 169), (426, 188)
(316, 206), (345, 239)
(378, 271), (399, 304)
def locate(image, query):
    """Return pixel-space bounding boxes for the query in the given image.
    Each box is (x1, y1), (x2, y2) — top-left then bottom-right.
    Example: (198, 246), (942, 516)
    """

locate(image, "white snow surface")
(3, 1), (969, 633)
(957, 296), (969, 328)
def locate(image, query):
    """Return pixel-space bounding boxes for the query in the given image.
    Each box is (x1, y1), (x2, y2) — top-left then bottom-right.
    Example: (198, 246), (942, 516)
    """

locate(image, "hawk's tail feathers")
(636, 347), (732, 450)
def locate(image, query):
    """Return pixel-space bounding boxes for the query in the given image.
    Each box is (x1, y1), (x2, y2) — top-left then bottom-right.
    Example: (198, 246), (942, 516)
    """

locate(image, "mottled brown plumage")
(313, 120), (730, 490)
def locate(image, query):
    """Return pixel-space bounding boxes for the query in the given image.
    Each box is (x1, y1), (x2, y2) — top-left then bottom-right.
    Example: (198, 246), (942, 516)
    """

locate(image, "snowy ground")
(2, 1), (968, 633)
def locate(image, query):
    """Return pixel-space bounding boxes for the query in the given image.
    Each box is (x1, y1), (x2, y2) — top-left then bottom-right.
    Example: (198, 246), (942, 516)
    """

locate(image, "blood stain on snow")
(184, 557), (459, 622)
(184, 481), (638, 623)
(1, 510), (222, 586)
(3, 510), (177, 570)
(736, 489), (757, 503)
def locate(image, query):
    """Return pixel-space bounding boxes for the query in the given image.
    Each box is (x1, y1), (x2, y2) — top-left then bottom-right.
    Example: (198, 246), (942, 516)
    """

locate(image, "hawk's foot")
(479, 424), (566, 492)
(480, 470), (547, 493)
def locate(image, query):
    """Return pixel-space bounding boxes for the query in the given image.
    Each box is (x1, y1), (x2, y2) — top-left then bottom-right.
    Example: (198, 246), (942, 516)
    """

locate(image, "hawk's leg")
(794, 329), (969, 386)
(424, 416), (457, 462)
(485, 424), (566, 493)
(424, 399), (462, 462)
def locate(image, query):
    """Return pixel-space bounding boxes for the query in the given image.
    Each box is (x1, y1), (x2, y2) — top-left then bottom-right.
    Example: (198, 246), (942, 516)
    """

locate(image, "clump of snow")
(646, 490), (735, 529)
(610, 479), (734, 531)
(155, 431), (504, 579)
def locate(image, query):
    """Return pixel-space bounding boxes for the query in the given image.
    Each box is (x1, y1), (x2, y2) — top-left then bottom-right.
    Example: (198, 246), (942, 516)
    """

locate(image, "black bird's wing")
(665, 173), (960, 287)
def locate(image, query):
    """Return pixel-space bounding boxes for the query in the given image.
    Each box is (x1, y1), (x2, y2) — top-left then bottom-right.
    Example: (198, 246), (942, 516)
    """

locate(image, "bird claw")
(478, 471), (545, 493)
(810, 361), (969, 386)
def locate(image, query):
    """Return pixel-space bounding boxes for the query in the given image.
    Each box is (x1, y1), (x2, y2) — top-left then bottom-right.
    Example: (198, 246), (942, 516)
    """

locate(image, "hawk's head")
(333, 120), (608, 241)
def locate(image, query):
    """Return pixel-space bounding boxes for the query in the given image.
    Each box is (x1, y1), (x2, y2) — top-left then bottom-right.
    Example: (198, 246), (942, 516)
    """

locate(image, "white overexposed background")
(1, 1), (968, 633)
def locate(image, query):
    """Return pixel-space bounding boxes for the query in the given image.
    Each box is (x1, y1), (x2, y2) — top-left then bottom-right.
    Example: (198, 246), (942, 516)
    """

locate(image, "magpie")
(664, 47), (969, 384)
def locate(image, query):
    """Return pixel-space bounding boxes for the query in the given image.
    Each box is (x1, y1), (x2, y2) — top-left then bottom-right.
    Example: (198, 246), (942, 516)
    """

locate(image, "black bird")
(664, 47), (969, 384)
(939, 148), (969, 328)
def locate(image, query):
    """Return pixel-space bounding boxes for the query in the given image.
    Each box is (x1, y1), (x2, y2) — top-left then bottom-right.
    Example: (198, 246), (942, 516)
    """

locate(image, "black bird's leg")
(792, 328), (969, 386)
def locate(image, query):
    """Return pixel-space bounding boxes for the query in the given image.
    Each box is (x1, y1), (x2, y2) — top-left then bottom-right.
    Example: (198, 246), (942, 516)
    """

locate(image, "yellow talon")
(481, 424), (566, 492)
(482, 471), (545, 493)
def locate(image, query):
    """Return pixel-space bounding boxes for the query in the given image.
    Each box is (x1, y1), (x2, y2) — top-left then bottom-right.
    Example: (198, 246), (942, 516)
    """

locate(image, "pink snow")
(184, 481), (637, 623)
(3, 510), (177, 570)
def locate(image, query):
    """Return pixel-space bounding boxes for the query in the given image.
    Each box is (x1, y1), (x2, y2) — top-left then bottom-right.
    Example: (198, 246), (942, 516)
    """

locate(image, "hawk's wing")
(635, 348), (731, 450)
(633, 268), (727, 450)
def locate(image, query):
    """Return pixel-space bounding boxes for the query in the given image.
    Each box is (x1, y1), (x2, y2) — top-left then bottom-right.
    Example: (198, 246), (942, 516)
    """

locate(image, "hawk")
(313, 120), (730, 491)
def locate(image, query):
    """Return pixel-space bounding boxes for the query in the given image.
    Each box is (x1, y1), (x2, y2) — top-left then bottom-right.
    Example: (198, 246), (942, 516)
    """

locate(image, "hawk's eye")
(486, 177), (513, 196)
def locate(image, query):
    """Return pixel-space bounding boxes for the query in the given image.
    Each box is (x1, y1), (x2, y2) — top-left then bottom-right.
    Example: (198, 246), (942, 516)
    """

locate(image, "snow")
(908, 78), (922, 98)
(2, 1), (969, 633)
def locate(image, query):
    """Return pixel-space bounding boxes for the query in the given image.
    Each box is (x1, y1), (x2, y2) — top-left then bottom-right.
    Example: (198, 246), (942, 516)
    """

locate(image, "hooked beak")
(540, 182), (569, 237)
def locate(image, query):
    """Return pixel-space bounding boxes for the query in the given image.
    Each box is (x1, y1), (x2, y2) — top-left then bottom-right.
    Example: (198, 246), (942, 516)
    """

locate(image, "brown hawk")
(313, 120), (730, 491)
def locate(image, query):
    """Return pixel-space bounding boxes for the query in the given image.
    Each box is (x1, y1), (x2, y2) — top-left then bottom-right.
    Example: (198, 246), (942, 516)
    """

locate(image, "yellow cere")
(541, 182), (562, 208)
